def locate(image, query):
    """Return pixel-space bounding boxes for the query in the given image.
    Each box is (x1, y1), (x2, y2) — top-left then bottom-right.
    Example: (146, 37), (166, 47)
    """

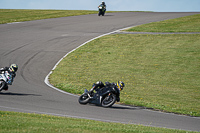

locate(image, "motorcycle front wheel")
(78, 93), (90, 104)
(98, 11), (101, 16)
(0, 80), (6, 92)
(101, 93), (116, 107)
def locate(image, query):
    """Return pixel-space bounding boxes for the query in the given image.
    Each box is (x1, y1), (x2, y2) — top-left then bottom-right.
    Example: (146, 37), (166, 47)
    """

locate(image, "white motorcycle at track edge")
(0, 71), (14, 91)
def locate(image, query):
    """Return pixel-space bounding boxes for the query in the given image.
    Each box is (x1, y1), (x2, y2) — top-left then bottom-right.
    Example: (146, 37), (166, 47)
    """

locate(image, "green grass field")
(50, 34), (200, 116)
(126, 14), (200, 32)
(49, 14), (200, 116)
(0, 111), (195, 133)
(0, 9), (98, 24)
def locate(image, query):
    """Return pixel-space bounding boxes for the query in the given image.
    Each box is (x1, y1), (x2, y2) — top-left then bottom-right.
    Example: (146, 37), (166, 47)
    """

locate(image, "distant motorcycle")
(78, 82), (119, 107)
(0, 71), (14, 91)
(98, 5), (106, 16)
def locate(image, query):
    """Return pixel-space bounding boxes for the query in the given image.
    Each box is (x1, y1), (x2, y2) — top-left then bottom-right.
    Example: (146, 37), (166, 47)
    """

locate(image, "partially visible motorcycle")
(78, 83), (119, 107)
(98, 5), (106, 16)
(0, 71), (14, 91)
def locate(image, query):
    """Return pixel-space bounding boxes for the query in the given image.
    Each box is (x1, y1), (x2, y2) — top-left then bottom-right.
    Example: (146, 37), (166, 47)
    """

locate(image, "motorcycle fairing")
(89, 87), (112, 105)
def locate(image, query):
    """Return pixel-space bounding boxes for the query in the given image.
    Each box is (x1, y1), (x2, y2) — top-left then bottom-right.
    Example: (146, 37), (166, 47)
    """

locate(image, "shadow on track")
(0, 92), (41, 96)
(86, 103), (146, 111)
(110, 105), (146, 110)
(104, 15), (114, 17)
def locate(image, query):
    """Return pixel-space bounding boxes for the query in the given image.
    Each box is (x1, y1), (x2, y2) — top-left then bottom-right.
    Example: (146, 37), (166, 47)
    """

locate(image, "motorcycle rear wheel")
(0, 80), (6, 92)
(78, 93), (90, 104)
(101, 93), (116, 107)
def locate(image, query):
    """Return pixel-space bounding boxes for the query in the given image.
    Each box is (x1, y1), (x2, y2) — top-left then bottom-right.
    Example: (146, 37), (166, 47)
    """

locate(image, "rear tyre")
(78, 93), (90, 104)
(101, 93), (116, 107)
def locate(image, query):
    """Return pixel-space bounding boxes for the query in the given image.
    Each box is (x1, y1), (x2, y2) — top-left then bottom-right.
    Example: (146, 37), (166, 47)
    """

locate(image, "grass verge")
(0, 9), (99, 24)
(0, 111), (196, 133)
(49, 13), (200, 116)
(126, 14), (200, 32)
(49, 34), (200, 116)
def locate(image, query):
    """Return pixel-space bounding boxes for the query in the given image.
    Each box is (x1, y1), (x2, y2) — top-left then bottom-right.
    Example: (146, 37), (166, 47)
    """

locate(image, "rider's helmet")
(117, 81), (125, 91)
(102, 1), (105, 5)
(9, 64), (18, 72)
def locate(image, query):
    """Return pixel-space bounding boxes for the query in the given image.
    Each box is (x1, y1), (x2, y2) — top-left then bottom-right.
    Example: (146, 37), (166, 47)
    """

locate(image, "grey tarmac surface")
(0, 12), (200, 131)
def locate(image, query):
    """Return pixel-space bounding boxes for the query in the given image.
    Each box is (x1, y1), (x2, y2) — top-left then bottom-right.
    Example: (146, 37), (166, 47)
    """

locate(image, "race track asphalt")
(0, 12), (200, 131)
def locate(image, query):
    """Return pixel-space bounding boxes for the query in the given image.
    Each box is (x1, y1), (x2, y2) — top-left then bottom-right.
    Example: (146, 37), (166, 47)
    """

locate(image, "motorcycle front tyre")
(98, 11), (101, 16)
(0, 80), (6, 92)
(101, 93), (116, 107)
(98, 10), (104, 16)
(78, 93), (90, 104)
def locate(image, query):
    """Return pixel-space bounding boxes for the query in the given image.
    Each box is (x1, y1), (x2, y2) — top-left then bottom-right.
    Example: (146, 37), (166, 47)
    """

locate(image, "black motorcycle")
(78, 83), (119, 107)
(98, 5), (106, 16)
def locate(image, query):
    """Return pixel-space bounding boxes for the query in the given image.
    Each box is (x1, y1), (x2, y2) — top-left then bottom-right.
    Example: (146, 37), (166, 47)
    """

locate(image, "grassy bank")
(0, 9), (98, 24)
(49, 34), (200, 116)
(126, 14), (200, 32)
(0, 111), (195, 133)
(49, 14), (200, 116)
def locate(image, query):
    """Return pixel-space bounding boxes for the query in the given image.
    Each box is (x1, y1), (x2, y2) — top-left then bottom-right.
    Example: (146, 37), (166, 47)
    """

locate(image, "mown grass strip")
(0, 111), (195, 133)
(49, 34), (200, 116)
(0, 9), (99, 24)
(126, 14), (200, 32)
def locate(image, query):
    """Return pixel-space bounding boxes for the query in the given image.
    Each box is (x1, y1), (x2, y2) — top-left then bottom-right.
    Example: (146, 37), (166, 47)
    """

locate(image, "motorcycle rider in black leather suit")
(98, 1), (106, 16)
(98, 1), (107, 11)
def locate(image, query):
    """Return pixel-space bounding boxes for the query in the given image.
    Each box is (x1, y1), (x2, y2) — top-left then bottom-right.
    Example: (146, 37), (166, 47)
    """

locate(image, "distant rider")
(98, 1), (106, 13)
(98, 1), (106, 9)
(90, 81), (125, 102)
(0, 64), (18, 90)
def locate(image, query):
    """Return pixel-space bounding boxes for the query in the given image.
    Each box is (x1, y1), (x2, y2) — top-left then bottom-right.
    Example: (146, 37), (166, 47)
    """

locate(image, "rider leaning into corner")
(98, 1), (106, 9)
(0, 64), (18, 91)
(98, 1), (106, 13)
(89, 81), (125, 102)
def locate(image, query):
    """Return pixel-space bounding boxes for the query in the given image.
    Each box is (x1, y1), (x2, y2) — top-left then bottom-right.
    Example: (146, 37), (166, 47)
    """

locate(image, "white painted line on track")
(44, 26), (134, 96)
(7, 22), (24, 24)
